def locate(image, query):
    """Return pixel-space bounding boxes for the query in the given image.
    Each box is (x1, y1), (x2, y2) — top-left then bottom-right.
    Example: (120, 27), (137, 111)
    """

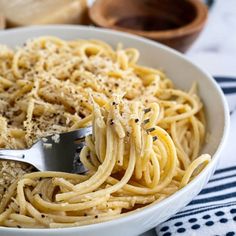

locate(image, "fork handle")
(0, 149), (27, 161)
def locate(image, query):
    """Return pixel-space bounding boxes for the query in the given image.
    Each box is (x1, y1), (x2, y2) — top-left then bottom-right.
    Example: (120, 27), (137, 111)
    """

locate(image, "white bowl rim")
(0, 25), (230, 233)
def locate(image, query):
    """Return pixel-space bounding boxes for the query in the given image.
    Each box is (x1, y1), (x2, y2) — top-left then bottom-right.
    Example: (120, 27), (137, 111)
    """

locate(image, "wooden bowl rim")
(89, 0), (208, 40)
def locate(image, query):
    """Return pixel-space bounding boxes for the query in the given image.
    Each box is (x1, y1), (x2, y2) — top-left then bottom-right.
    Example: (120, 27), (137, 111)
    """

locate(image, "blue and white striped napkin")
(155, 77), (236, 236)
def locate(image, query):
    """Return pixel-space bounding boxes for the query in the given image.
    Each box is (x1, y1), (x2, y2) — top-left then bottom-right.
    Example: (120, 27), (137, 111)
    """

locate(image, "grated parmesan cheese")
(0, 37), (145, 201)
(51, 134), (60, 143)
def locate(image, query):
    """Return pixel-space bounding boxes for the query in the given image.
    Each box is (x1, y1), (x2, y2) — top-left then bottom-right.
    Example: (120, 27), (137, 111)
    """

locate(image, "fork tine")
(47, 126), (92, 141)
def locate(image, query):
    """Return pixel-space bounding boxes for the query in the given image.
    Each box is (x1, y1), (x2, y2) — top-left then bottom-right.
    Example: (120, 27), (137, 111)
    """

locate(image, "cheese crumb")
(51, 134), (60, 143)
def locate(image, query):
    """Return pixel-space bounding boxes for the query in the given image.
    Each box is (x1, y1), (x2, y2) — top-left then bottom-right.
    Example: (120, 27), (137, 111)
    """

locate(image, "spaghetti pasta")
(0, 37), (210, 228)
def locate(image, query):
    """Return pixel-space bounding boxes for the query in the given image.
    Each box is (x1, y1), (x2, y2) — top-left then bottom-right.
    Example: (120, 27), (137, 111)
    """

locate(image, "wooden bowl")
(89, 0), (208, 52)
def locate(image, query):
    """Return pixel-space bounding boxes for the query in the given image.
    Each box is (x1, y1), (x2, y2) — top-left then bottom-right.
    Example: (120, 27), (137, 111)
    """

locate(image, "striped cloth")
(155, 77), (236, 236)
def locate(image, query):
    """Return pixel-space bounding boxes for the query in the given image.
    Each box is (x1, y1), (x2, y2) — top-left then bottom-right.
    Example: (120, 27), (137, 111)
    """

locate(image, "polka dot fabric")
(156, 78), (236, 236)
(156, 191), (236, 235)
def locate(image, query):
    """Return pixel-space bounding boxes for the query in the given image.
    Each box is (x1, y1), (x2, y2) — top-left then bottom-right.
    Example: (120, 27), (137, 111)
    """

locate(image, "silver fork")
(0, 127), (92, 173)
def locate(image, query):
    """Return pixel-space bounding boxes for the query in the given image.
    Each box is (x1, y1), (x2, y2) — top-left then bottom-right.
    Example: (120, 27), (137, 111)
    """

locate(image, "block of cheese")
(0, 15), (6, 29)
(0, 0), (88, 27)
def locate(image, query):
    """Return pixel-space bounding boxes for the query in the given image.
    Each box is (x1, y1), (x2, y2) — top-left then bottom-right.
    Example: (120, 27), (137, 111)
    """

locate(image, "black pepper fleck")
(147, 127), (155, 133)
(110, 119), (114, 125)
(144, 108), (151, 113)
(143, 119), (150, 124)
(153, 136), (158, 142)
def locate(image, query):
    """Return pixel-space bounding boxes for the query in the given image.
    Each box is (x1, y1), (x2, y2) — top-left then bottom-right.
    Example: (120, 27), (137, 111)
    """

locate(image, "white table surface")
(187, 0), (236, 77)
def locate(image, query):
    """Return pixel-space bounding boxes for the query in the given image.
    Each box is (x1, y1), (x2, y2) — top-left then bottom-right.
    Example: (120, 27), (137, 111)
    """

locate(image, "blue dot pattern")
(189, 218), (197, 223)
(205, 221), (214, 226)
(230, 209), (236, 214)
(215, 211), (224, 216)
(219, 218), (228, 223)
(226, 232), (235, 236)
(163, 233), (172, 236)
(156, 206), (236, 235)
(174, 222), (183, 227)
(202, 215), (210, 219)
(156, 163), (236, 235)
(191, 224), (200, 230)
(177, 228), (186, 233)
(160, 226), (169, 232)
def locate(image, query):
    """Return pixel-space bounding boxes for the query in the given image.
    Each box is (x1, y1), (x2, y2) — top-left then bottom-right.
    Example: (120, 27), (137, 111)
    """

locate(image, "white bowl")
(0, 25), (229, 236)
